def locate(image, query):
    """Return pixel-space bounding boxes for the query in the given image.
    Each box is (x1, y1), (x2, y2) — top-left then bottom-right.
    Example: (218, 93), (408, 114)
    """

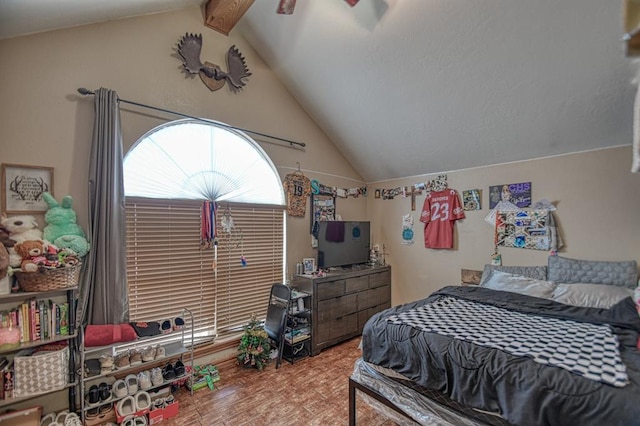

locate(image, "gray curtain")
(77, 88), (128, 326)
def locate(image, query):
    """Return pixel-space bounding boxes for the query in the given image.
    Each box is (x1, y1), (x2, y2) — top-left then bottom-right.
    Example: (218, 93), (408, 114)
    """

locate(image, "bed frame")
(349, 376), (413, 425)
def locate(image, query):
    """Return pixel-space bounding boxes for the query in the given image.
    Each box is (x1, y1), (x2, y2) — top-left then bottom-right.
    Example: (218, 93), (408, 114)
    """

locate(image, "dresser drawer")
(317, 293), (357, 322)
(345, 275), (369, 293)
(369, 270), (391, 288)
(316, 279), (345, 300)
(316, 313), (358, 342)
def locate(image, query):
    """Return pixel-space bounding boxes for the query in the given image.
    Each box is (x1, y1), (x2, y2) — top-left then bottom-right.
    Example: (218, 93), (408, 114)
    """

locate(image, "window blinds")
(126, 197), (285, 343)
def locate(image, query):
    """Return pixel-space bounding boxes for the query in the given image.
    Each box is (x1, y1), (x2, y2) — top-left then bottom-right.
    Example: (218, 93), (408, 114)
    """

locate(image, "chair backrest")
(264, 283), (291, 341)
(270, 283), (291, 307)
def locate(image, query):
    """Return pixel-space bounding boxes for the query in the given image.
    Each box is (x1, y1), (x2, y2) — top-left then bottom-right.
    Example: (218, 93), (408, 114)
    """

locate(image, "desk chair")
(264, 283), (291, 369)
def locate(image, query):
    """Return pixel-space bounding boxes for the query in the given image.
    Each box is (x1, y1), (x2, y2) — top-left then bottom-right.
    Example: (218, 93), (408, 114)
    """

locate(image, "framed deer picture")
(1, 163), (53, 214)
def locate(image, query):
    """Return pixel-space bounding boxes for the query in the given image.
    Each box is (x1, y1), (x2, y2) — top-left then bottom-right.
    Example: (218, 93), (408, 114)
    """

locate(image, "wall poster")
(489, 182), (531, 209)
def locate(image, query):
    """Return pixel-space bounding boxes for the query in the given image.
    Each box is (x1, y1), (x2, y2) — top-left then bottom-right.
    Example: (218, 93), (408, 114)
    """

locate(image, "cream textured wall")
(0, 6), (367, 283)
(368, 146), (640, 306)
(0, 7), (367, 412)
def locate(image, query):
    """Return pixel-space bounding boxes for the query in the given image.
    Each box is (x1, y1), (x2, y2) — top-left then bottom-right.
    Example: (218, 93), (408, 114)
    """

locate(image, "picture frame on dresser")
(1, 163), (53, 214)
(303, 258), (315, 274)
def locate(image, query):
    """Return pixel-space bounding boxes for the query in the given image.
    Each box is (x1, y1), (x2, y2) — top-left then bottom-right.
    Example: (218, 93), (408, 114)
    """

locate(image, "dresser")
(292, 265), (391, 356)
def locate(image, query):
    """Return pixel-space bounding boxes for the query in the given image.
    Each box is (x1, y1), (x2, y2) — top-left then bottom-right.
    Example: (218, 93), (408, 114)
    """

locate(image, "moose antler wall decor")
(177, 33), (252, 93)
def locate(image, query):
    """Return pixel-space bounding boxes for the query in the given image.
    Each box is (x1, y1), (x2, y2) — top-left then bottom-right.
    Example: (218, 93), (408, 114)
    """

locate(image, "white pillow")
(552, 283), (634, 309)
(481, 270), (557, 299)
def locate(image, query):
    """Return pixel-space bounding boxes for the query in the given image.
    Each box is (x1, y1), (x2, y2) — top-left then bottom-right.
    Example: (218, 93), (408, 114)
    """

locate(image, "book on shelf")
(1, 297), (71, 344)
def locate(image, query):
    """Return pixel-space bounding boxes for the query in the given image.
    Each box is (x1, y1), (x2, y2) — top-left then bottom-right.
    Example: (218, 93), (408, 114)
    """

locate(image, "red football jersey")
(420, 189), (465, 249)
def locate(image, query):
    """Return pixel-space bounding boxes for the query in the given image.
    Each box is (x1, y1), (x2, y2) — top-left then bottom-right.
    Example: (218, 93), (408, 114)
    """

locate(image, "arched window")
(123, 119), (286, 342)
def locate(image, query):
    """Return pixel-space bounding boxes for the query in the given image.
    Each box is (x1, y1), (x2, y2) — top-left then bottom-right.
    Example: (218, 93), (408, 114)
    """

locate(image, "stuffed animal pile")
(1, 192), (88, 275)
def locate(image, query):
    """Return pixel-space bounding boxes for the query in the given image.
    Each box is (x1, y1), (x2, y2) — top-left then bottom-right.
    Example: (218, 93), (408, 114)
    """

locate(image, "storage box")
(0, 406), (42, 426)
(148, 402), (179, 425)
(13, 346), (68, 397)
(115, 404), (150, 424)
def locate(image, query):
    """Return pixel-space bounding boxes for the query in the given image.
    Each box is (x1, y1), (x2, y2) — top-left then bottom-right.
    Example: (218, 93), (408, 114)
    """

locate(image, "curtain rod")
(77, 88), (306, 148)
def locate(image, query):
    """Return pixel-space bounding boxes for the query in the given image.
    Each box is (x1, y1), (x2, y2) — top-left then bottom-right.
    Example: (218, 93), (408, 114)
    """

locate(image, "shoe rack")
(78, 308), (194, 424)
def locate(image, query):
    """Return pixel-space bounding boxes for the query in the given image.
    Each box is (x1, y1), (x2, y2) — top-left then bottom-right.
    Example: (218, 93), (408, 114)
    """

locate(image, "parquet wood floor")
(161, 337), (398, 426)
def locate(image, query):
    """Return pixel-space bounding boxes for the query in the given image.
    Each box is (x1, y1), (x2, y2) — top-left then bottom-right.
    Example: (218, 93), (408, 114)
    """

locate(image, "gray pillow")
(552, 283), (634, 309)
(547, 256), (638, 289)
(481, 270), (557, 299)
(480, 264), (548, 286)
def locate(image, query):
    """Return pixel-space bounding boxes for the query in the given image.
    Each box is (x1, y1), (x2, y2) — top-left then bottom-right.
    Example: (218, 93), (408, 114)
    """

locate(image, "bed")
(350, 255), (640, 426)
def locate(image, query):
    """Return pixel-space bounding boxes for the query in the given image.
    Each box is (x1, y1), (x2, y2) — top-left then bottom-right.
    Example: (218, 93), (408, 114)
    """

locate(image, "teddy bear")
(13, 240), (47, 272)
(42, 192), (90, 258)
(0, 244), (9, 294)
(0, 213), (43, 268)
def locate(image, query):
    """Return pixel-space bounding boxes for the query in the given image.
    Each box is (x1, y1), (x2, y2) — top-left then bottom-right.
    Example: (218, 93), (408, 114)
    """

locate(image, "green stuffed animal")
(42, 192), (90, 257)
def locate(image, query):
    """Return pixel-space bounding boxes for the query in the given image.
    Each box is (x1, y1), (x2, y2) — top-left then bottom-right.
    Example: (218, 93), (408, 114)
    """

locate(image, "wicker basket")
(14, 263), (81, 292)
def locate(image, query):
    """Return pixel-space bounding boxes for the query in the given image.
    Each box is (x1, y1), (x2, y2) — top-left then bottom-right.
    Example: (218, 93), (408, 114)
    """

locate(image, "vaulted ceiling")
(0, 0), (635, 182)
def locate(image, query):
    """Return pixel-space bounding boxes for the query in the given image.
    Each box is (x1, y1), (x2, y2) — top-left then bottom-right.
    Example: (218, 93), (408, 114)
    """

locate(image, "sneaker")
(141, 346), (156, 362)
(150, 367), (164, 386)
(115, 352), (130, 369)
(130, 349), (142, 366)
(99, 354), (114, 373)
(162, 363), (175, 381)
(137, 371), (152, 390)
(174, 360), (185, 377)
(155, 346), (166, 360)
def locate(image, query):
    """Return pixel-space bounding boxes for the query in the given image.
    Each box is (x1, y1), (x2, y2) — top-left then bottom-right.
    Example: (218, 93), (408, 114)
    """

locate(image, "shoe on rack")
(160, 319), (172, 334)
(99, 403), (114, 416)
(135, 391), (151, 411)
(173, 360), (185, 377)
(115, 352), (130, 369)
(113, 379), (128, 398)
(98, 382), (112, 402)
(54, 411), (69, 425)
(137, 370), (152, 390)
(125, 374), (138, 395)
(155, 345), (166, 359)
(162, 363), (175, 381)
(134, 415), (148, 426)
(63, 413), (82, 426)
(116, 395), (136, 417)
(40, 413), (56, 426)
(130, 349), (143, 366)
(150, 367), (164, 386)
(85, 384), (100, 407)
(99, 354), (114, 373)
(173, 317), (185, 331)
(141, 346), (156, 362)
(121, 416), (135, 426)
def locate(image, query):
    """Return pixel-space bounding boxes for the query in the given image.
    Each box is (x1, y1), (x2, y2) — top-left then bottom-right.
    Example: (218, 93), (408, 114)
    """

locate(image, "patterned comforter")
(361, 286), (640, 426)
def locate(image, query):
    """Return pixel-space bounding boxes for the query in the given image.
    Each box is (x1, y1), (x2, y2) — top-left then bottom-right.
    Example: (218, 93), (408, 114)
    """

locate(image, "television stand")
(292, 265), (391, 356)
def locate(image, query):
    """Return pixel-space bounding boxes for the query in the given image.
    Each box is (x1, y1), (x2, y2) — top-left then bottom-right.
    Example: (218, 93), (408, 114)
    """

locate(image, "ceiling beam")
(204, 0), (255, 36)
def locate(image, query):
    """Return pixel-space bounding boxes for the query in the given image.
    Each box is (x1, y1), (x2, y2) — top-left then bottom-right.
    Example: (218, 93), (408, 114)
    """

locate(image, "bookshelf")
(0, 286), (77, 411)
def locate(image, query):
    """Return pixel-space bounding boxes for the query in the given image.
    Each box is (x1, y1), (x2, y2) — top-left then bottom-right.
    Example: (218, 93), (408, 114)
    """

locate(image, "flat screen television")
(316, 221), (370, 268)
